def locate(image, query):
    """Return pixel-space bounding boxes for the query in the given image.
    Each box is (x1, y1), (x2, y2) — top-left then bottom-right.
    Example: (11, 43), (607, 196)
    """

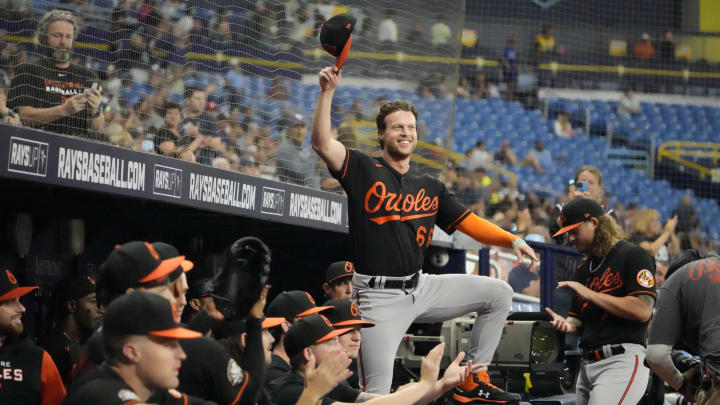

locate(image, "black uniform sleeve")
(435, 180), (472, 234)
(273, 379), (305, 405)
(237, 318), (265, 405)
(623, 244), (657, 298)
(7, 64), (41, 111)
(330, 148), (367, 191)
(647, 287), (682, 346)
(202, 338), (249, 405)
(186, 310), (218, 334)
(329, 380), (360, 402)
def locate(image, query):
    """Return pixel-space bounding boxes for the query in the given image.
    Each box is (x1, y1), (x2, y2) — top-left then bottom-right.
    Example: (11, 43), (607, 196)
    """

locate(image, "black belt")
(583, 344), (625, 362)
(368, 273), (419, 290)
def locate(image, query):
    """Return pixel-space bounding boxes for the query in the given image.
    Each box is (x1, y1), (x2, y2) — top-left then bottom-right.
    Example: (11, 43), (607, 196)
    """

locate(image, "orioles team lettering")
(0, 361), (23, 381)
(587, 267), (623, 293)
(364, 181), (438, 225)
(688, 258), (720, 283)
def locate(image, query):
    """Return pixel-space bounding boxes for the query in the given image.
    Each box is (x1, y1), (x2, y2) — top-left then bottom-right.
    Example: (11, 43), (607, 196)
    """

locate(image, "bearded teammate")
(546, 198), (656, 405)
(310, 66), (538, 403)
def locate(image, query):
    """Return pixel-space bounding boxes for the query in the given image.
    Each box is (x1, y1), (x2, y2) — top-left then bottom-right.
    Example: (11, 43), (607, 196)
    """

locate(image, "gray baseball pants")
(575, 343), (650, 405)
(352, 271), (513, 394)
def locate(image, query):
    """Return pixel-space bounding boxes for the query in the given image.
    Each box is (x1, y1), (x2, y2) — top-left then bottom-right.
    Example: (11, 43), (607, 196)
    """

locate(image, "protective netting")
(0, 0), (718, 263)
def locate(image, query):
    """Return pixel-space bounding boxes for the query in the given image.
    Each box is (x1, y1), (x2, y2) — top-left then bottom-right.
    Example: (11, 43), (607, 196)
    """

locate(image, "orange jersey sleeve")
(39, 351), (66, 405)
(456, 213), (518, 248)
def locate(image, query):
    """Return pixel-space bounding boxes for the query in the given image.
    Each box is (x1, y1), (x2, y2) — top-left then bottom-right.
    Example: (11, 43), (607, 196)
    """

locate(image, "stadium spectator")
(521, 140), (551, 174)
(0, 269), (65, 405)
(470, 72), (493, 99)
(553, 111), (577, 138)
(658, 31), (675, 61)
(451, 167), (481, 206)
(653, 247), (669, 288)
(617, 88), (642, 116)
(0, 79), (20, 127)
(628, 209), (681, 259)
(182, 86), (224, 165)
(8, 10), (104, 137)
(633, 33), (655, 61)
(535, 25), (555, 55)
(494, 140), (518, 166)
(41, 274), (100, 387)
(502, 36), (518, 100)
(275, 115), (320, 188)
(456, 78), (471, 98)
(405, 22), (425, 47)
(465, 141), (492, 171)
(0, 41), (26, 78)
(377, 10), (398, 45)
(430, 15), (452, 47)
(671, 194), (698, 233)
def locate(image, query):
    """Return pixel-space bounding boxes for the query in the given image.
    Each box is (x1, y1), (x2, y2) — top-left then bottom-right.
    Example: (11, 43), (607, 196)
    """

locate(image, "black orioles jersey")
(568, 240), (656, 351)
(332, 148), (470, 277)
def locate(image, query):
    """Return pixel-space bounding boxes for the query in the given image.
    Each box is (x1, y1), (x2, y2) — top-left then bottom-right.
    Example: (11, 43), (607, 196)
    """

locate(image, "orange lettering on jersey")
(689, 258), (720, 281)
(587, 267), (623, 294)
(364, 181), (438, 225)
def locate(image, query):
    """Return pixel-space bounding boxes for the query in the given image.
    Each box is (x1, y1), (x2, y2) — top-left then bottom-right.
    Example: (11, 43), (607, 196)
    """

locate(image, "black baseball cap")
(284, 314), (352, 358)
(0, 269), (37, 301)
(267, 291), (332, 321)
(553, 198), (604, 237)
(54, 273), (96, 303)
(213, 316), (287, 340)
(323, 298), (374, 328)
(104, 290), (201, 339)
(325, 261), (355, 284)
(152, 242), (194, 273)
(319, 13), (356, 69)
(99, 241), (186, 290)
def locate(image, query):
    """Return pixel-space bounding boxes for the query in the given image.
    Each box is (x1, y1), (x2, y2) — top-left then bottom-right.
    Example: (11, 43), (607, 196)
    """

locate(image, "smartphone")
(568, 179), (589, 192)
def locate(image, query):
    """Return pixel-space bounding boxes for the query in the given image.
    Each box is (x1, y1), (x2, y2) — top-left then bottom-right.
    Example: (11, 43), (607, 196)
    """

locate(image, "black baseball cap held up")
(323, 298), (374, 328)
(152, 241), (194, 273)
(319, 13), (356, 69)
(553, 198), (605, 237)
(104, 290), (201, 339)
(284, 314), (352, 358)
(325, 261), (355, 284)
(267, 291), (332, 321)
(0, 269), (37, 301)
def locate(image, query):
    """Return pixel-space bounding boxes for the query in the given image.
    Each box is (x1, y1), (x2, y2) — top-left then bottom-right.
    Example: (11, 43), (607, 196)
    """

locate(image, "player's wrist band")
(512, 238), (525, 248)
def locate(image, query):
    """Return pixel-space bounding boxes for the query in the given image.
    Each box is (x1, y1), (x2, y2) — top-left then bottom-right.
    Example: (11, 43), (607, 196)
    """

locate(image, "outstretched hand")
(318, 66), (341, 93)
(545, 307), (576, 333)
(513, 240), (539, 272)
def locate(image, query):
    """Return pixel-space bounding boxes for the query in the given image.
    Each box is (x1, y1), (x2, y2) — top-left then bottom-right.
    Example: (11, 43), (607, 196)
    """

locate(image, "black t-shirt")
(178, 336), (249, 405)
(8, 60), (99, 137)
(264, 353), (291, 391)
(182, 112), (220, 166)
(332, 148), (470, 276)
(648, 255), (720, 380)
(274, 371), (359, 405)
(63, 364), (215, 405)
(154, 127), (194, 155)
(40, 329), (83, 386)
(568, 240), (656, 350)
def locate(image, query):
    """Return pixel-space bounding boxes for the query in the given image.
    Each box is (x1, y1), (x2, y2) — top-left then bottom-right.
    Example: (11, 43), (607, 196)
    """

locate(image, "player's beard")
(43, 44), (71, 63)
(0, 319), (24, 340)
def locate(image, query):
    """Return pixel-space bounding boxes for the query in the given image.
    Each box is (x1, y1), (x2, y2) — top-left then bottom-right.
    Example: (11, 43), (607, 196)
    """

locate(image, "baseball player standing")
(546, 198), (656, 405)
(310, 65), (538, 403)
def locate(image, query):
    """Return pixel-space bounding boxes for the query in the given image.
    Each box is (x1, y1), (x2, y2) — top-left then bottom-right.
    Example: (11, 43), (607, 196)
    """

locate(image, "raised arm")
(311, 66), (348, 173)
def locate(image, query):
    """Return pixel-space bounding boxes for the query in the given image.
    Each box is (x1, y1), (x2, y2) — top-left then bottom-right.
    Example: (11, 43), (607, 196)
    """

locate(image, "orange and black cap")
(553, 198), (605, 237)
(0, 269), (37, 301)
(325, 261), (355, 284)
(152, 241), (194, 274)
(99, 241), (185, 289)
(213, 316), (287, 340)
(104, 290), (201, 339)
(284, 314), (352, 358)
(323, 298), (374, 328)
(319, 13), (356, 69)
(267, 291), (332, 321)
